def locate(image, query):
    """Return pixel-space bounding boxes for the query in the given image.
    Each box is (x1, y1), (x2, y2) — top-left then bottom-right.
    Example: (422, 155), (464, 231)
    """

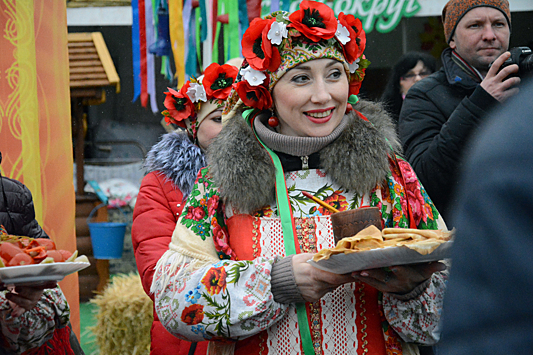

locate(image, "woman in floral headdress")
(151, 2), (447, 354)
(132, 60), (240, 355)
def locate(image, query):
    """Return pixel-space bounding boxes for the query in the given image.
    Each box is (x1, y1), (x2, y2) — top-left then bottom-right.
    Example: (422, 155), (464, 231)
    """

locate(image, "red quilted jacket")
(132, 171), (208, 355)
(132, 131), (208, 355)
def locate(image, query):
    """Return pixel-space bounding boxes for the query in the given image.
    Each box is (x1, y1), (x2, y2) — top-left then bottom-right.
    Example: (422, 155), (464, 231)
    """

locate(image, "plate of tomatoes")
(0, 231), (90, 285)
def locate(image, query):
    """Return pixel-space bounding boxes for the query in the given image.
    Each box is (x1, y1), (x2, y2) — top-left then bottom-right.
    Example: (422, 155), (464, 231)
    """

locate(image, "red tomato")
(58, 250), (73, 261)
(20, 238), (32, 248)
(8, 252), (34, 266)
(33, 238), (56, 251)
(0, 242), (23, 262)
(46, 250), (64, 262)
(24, 246), (47, 262)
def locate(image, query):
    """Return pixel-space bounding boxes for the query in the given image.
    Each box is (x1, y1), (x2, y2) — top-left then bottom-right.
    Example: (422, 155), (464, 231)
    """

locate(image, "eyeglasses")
(401, 71), (432, 80)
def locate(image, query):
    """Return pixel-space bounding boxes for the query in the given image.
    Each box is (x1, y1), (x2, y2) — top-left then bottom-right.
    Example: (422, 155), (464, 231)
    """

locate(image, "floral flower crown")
(225, 0), (369, 113)
(162, 63), (238, 137)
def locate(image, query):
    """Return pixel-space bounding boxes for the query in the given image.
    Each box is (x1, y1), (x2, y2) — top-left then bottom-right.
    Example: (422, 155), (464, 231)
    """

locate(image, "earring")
(268, 109), (279, 128)
(268, 115), (279, 128)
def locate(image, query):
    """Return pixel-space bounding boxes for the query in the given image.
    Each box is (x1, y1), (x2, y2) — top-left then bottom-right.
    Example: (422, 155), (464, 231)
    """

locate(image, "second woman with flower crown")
(132, 60), (240, 355)
(151, 2), (447, 354)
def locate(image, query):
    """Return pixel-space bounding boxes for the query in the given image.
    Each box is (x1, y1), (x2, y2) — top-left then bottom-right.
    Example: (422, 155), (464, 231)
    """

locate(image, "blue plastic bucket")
(87, 203), (128, 259)
(88, 222), (127, 259)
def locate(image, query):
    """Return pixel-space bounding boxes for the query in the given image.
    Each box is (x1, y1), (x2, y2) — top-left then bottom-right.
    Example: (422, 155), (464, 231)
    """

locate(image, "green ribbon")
(195, 7), (202, 66)
(226, 0), (240, 60)
(199, 0), (207, 42)
(243, 109), (315, 355)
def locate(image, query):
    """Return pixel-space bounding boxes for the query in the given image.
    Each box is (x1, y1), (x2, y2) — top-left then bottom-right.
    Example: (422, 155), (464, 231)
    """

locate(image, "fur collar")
(208, 99), (401, 214)
(144, 130), (206, 197)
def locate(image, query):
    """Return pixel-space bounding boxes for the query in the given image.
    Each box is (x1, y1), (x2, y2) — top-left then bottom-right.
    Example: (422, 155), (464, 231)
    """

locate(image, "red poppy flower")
(181, 304), (204, 325)
(288, 0), (337, 42)
(202, 63), (239, 100)
(242, 18), (281, 72)
(234, 80), (272, 110)
(338, 12), (366, 63)
(201, 267), (227, 295)
(163, 85), (194, 126)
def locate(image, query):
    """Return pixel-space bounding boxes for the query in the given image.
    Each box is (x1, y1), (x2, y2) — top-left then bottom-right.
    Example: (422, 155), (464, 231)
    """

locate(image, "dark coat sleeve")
(18, 183), (48, 238)
(398, 75), (498, 220)
(0, 177), (48, 238)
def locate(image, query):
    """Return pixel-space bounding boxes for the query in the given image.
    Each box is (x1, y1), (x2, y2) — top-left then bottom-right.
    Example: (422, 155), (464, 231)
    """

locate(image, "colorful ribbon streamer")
(145, 0), (158, 113)
(238, 0), (249, 35)
(226, 0), (240, 60)
(138, 0), (148, 107)
(183, 0), (193, 80)
(169, 0), (185, 87)
(270, 0), (280, 12)
(131, 0), (141, 102)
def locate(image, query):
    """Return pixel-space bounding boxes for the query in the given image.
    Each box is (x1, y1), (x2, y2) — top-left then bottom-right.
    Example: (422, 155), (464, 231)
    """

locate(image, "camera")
(497, 46), (533, 78)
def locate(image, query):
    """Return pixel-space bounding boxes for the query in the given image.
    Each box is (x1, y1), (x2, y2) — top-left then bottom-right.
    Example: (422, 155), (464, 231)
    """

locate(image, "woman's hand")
(292, 253), (356, 303)
(4, 281), (57, 317)
(351, 262), (446, 295)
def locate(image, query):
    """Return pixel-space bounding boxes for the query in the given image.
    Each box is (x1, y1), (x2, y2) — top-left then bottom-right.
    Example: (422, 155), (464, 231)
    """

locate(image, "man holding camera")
(398, 0), (521, 223)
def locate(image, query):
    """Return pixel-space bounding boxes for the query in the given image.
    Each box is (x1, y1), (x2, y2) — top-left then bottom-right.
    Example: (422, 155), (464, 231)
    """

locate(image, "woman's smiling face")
(272, 59), (349, 137)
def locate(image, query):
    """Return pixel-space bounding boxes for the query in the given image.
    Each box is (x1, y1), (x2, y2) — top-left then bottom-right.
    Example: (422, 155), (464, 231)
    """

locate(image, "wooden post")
(92, 202), (110, 293)
(72, 97), (85, 196)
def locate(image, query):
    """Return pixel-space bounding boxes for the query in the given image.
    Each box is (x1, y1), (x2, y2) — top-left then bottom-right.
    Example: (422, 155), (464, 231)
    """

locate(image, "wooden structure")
(68, 32), (120, 301)
(69, 31), (120, 195)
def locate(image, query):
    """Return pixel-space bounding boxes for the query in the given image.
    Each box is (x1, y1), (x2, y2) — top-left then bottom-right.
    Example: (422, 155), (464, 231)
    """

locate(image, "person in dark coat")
(398, 0), (520, 223)
(0, 152), (84, 354)
(0, 171), (48, 239)
(437, 78), (533, 355)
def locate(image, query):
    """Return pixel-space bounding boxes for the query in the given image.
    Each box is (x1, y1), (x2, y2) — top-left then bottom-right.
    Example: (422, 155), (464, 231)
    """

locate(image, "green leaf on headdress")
(306, 41), (322, 52)
(275, 12), (289, 23)
(359, 58), (371, 70)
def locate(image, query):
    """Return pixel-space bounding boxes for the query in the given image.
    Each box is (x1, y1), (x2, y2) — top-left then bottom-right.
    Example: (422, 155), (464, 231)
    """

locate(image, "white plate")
(308, 241), (453, 274)
(0, 262), (90, 286)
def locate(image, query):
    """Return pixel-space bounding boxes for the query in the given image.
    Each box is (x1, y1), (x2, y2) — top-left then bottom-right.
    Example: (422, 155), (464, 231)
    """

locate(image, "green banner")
(261, 0), (421, 33)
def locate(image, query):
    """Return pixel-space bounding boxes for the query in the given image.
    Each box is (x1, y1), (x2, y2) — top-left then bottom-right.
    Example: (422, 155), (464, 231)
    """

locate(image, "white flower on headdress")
(267, 21), (288, 45)
(186, 82), (207, 103)
(335, 22), (351, 45)
(349, 57), (361, 73)
(240, 66), (266, 86)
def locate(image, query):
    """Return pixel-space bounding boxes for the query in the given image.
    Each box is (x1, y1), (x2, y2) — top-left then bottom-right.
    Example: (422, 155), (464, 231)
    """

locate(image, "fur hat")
(222, 0), (369, 118)
(442, 0), (511, 43)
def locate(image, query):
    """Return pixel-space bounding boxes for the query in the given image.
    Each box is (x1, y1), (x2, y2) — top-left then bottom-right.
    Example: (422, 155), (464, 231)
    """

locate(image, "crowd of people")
(2, 0), (527, 353)
(130, 0), (525, 354)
